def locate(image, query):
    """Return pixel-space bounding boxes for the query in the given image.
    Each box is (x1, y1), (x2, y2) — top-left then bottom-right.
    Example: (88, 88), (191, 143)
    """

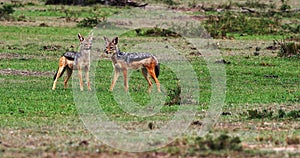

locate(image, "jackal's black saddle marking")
(63, 51), (81, 60)
(116, 51), (153, 64)
(63, 51), (82, 66)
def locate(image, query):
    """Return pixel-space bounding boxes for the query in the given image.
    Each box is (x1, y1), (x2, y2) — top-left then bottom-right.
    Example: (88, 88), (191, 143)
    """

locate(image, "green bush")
(278, 42), (300, 57)
(195, 134), (243, 151)
(77, 16), (105, 28)
(247, 109), (273, 119)
(133, 27), (180, 37)
(152, 0), (178, 6)
(286, 110), (300, 118)
(238, 0), (269, 9)
(0, 4), (15, 21)
(247, 109), (300, 119)
(45, 0), (101, 5)
(280, 0), (291, 12)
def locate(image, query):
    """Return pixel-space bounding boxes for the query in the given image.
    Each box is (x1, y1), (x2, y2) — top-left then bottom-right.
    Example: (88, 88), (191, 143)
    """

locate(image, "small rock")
(148, 122), (154, 130)
(221, 111), (232, 116)
(215, 59), (231, 64)
(191, 120), (202, 126)
(254, 52), (260, 56)
(79, 140), (89, 146)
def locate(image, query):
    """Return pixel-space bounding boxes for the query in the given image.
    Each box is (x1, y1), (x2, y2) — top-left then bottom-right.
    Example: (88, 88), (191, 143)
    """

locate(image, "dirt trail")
(0, 69), (53, 77)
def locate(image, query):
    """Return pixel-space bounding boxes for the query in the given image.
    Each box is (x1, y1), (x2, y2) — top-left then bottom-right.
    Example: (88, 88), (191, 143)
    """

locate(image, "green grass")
(1, 55), (299, 121)
(0, 58), (55, 71)
(0, 25), (90, 55)
(225, 56), (300, 104)
(12, 4), (122, 18)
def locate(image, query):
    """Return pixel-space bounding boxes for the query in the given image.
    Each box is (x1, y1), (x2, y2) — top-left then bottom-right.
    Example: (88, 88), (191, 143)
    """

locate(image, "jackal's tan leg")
(52, 57), (66, 90)
(122, 68), (128, 92)
(110, 68), (120, 91)
(77, 67), (84, 91)
(147, 68), (161, 92)
(52, 67), (64, 90)
(64, 68), (72, 89)
(142, 68), (153, 93)
(85, 67), (91, 91)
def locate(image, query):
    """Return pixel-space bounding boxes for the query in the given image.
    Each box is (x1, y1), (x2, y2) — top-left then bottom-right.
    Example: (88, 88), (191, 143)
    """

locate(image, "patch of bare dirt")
(0, 68), (53, 77)
(1, 17), (78, 28)
(0, 53), (56, 60)
(214, 39), (279, 56)
(0, 53), (22, 60)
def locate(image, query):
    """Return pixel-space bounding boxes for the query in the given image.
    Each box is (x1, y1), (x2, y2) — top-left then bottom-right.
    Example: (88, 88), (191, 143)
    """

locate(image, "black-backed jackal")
(104, 36), (161, 92)
(52, 33), (93, 91)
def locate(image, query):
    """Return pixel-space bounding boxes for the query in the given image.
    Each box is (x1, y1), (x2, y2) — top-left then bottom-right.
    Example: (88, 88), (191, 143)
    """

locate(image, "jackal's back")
(116, 52), (158, 65)
(63, 51), (77, 60)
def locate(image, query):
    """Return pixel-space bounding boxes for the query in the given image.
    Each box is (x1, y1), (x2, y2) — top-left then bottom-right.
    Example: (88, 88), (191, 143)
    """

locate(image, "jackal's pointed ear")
(112, 37), (118, 45)
(88, 32), (93, 41)
(78, 33), (84, 42)
(103, 36), (109, 43)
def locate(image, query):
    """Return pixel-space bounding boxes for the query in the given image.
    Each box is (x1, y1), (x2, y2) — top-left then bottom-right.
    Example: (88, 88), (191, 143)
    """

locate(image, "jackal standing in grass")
(104, 36), (161, 92)
(52, 33), (93, 91)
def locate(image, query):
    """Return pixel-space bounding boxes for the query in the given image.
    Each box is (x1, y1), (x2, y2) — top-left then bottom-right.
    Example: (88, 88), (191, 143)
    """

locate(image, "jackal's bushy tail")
(53, 67), (66, 80)
(155, 63), (160, 78)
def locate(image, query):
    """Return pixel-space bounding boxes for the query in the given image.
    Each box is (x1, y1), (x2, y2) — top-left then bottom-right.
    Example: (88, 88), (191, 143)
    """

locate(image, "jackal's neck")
(115, 45), (121, 54)
(80, 43), (91, 55)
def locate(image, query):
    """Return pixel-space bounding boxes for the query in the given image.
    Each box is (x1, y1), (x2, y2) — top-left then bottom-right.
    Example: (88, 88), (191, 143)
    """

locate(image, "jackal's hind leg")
(52, 67), (65, 90)
(77, 67), (84, 91)
(52, 57), (67, 90)
(110, 68), (120, 91)
(64, 68), (72, 89)
(148, 68), (161, 93)
(142, 68), (152, 93)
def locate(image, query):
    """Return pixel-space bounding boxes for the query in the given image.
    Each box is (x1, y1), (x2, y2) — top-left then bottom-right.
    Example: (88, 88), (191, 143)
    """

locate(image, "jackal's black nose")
(104, 49), (109, 54)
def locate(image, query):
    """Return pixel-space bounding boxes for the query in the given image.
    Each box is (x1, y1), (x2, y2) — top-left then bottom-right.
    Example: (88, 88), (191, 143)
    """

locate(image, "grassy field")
(0, 0), (300, 157)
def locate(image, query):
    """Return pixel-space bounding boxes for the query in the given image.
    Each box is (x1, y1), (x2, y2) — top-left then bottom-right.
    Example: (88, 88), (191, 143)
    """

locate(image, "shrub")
(0, 4), (15, 21)
(242, 0), (269, 9)
(247, 109), (273, 119)
(45, 0), (100, 5)
(247, 108), (300, 119)
(278, 41), (300, 57)
(165, 82), (181, 106)
(280, 0), (291, 12)
(286, 137), (300, 145)
(286, 110), (300, 118)
(278, 109), (286, 118)
(162, 0), (178, 6)
(195, 134), (243, 151)
(77, 16), (105, 28)
(134, 27), (180, 37)
(282, 24), (300, 34)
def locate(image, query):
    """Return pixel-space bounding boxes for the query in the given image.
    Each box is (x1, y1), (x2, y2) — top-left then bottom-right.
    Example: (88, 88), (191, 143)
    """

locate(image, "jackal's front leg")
(78, 68), (84, 91)
(110, 68), (120, 91)
(122, 69), (128, 92)
(85, 67), (91, 91)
